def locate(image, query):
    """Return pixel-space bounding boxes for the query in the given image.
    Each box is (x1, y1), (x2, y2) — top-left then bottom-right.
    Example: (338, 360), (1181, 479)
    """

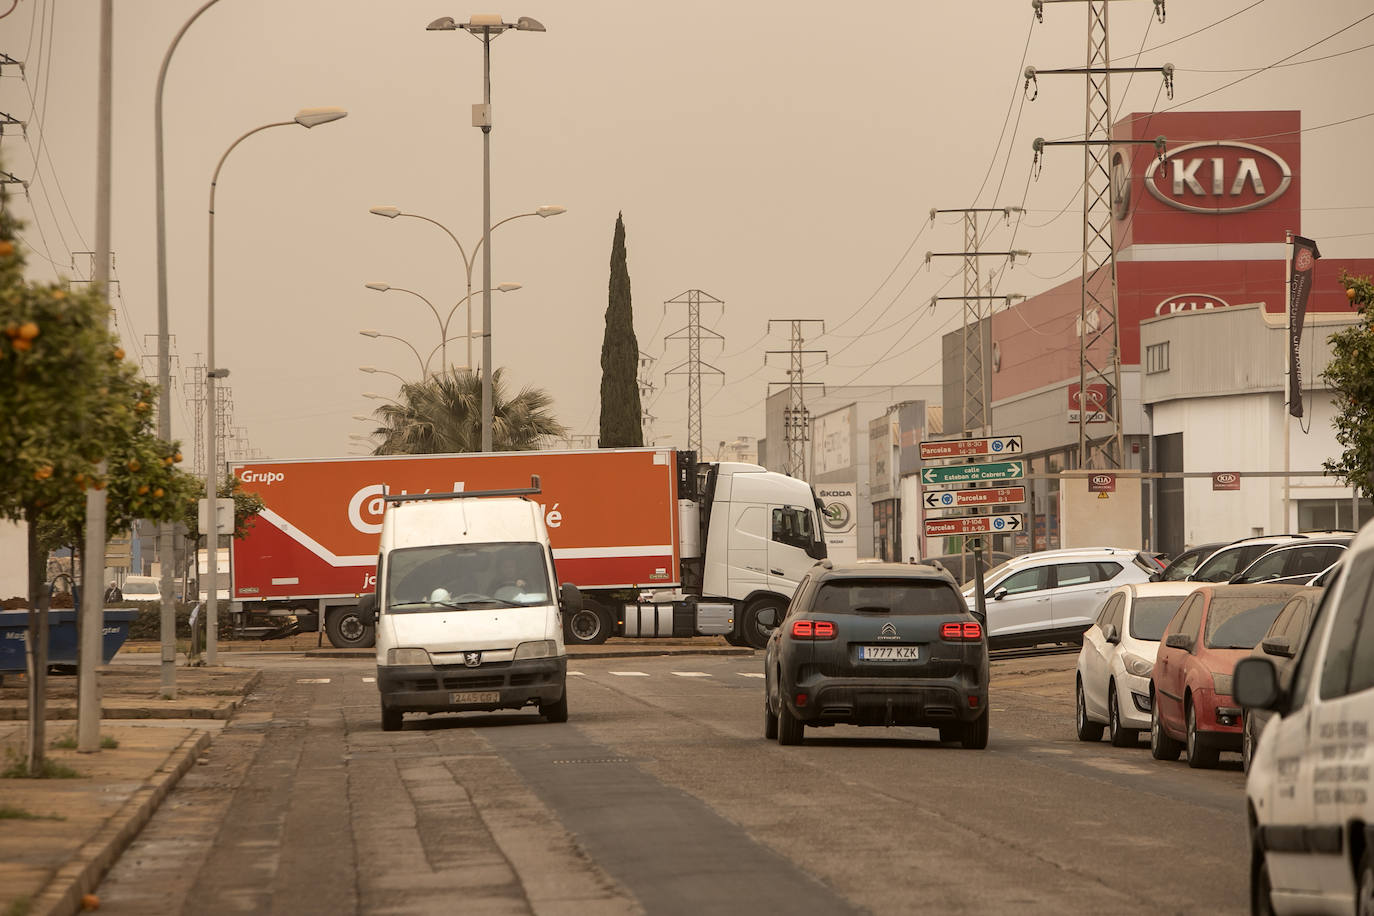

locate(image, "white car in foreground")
(1076, 581), (1201, 746)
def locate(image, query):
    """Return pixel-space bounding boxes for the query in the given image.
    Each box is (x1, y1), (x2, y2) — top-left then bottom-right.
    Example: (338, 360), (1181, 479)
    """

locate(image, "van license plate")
(450, 691), (500, 704)
(859, 645), (920, 661)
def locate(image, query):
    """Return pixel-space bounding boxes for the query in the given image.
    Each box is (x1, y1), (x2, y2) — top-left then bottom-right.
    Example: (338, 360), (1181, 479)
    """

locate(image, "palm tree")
(370, 368), (568, 454)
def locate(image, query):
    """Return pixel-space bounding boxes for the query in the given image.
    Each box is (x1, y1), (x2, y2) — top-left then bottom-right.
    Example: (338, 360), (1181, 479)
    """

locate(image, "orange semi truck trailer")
(229, 448), (826, 649)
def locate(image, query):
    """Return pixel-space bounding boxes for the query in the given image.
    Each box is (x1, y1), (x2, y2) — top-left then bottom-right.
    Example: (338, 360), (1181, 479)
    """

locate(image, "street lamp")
(426, 13), (546, 452)
(362, 280), (521, 373)
(359, 365), (407, 384)
(203, 106), (347, 666)
(367, 204), (557, 371)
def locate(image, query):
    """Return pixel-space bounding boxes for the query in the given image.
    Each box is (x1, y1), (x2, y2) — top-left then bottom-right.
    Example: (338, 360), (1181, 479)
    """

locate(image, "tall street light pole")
(203, 107), (346, 666)
(154, 0), (225, 700)
(363, 280), (521, 374)
(427, 13), (545, 451)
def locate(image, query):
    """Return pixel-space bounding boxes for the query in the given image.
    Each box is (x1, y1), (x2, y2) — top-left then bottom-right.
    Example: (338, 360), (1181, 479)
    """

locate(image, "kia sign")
(1213, 472), (1241, 491)
(1068, 383), (1109, 424)
(1087, 474), (1116, 494)
(1154, 293), (1232, 316)
(1144, 141), (1291, 214)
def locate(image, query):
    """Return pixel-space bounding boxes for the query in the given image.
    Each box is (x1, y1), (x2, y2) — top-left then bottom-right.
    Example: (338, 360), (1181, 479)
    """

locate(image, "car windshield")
(122, 581), (160, 595)
(1129, 596), (1189, 641)
(813, 579), (964, 616)
(385, 542), (550, 613)
(1204, 597), (1289, 649)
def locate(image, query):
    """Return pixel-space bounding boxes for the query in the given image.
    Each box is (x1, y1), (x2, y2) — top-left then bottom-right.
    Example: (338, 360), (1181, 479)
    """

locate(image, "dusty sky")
(5, 0), (1372, 463)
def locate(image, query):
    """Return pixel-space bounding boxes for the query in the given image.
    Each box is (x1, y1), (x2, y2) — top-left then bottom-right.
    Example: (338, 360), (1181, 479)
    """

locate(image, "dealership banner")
(816, 484), (857, 563)
(1287, 234), (1321, 418)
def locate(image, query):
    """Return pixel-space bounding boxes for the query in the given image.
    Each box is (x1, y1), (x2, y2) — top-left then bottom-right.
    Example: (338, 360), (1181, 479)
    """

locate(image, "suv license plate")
(450, 691), (500, 704)
(859, 645), (920, 661)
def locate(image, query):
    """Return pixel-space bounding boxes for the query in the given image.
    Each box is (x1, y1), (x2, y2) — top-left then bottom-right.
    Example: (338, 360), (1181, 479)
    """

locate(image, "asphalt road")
(95, 650), (1249, 915)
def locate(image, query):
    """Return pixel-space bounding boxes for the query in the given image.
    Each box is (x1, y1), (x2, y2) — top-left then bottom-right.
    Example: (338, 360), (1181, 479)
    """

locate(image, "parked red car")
(1149, 584), (1300, 768)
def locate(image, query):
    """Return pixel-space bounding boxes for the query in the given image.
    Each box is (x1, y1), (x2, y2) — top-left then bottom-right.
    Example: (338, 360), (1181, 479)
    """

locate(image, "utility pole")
(1026, 0), (1171, 468)
(637, 349), (658, 444)
(765, 319), (826, 480)
(927, 207), (1025, 436)
(664, 290), (725, 456)
(184, 354), (206, 476)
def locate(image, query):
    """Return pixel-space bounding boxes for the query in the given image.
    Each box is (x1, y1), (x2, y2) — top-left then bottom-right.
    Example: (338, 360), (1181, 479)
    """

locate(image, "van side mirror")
(1103, 624), (1120, 645)
(1164, 632), (1194, 652)
(1234, 657), (1282, 710)
(1260, 636), (1294, 659)
(559, 583), (584, 614)
(358, 592), (377, 625)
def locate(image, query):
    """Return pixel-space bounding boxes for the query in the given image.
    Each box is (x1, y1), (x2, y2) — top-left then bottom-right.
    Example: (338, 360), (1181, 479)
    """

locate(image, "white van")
(363, 480), (577, 732)
(1237, 517), (1374, 913)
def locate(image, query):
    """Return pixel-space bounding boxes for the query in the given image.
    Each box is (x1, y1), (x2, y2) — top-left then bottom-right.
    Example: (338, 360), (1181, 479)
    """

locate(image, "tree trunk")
(24, 505), (47, 775)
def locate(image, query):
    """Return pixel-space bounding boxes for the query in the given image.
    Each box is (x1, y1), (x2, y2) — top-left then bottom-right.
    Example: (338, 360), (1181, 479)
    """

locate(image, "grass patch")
(5, 896), (32, 916)
(0, 804), (64, 821)
(0, 749), (84, 779)
(50, 733), (119, 750)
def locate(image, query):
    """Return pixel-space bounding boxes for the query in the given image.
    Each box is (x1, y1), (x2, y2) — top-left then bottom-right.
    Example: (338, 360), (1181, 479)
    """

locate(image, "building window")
(1145, 342), (1170, 375)
(1297, 498), (1372, 533)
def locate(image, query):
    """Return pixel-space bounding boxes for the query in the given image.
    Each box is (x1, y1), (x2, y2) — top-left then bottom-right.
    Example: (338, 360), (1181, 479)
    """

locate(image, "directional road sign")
(924, 514), (1024, 538)
(919, 435), (1022, 461)
(920, 460), (1025, 489)
(923, 486), (1026, 511)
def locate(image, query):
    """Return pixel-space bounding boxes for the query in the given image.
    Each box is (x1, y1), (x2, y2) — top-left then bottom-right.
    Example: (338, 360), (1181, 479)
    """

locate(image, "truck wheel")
(381, 705), (402, 732)
(540, 685), (569, 723)
(326, 608), (375, 649)
(564, 604), (610, 645)
(742, 598), (785, 650)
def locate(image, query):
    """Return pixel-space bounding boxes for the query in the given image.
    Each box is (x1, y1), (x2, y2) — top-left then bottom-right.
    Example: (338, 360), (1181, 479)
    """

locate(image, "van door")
(767, 505), (820, 593)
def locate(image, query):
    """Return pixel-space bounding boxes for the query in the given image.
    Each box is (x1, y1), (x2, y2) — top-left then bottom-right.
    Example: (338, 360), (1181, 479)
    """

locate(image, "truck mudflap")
(620, 598), (734, 637)
(377, 656), (566, 713)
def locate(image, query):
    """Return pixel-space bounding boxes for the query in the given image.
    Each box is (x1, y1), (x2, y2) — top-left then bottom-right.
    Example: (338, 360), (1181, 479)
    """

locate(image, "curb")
(301, 646), (757, 660)
(0, 671), (261, 722)
(32, 728), (212, 916)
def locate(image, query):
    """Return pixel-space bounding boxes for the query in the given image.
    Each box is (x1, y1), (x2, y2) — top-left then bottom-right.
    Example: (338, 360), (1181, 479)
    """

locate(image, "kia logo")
(1144, 141), (1291, 214)
(1154, 293), (1232, 316)
(1090, 475), (1113, 486)
(1216, 473), (1238, 485)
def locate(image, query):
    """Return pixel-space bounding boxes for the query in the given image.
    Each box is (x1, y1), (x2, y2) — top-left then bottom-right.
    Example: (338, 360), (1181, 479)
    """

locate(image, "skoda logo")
(823, 501), (851, 530)
(464, 652), (481, 668)
(879, 622), (899, 640)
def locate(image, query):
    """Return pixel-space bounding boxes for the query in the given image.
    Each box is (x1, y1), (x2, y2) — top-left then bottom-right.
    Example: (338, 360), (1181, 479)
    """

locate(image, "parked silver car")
(963, 547), (1159, 649)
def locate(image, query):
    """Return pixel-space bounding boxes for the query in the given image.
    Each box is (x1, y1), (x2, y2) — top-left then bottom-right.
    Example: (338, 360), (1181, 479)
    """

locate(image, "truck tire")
(326, 608), (375, 649)
(742, 598), (785, 650)
(540, 686), (569, 723)
(564, 603), (611, 646)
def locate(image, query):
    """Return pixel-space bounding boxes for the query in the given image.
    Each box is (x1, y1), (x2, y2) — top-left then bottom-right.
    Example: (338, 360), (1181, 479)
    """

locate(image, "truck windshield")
(385, 542), (551, 613)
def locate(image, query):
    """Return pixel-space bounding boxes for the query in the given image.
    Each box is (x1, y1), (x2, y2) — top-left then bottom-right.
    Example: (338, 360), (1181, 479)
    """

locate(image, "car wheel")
(381, 705), (403, 732)
(326, 608), (375, 649)
(1150, 695), (1183, 761)
(1242, 717), (1255, 774)
(540, 687), (569, 723)
(564, 604), (611, 646)
(763, 693), (778, 740)
(1250, 834), (1276, 916)
(1076, 678), (1105, 742)
(777, 698), (804, 746)
(1108, 683), (1138, 747)
(961, 711), (989, 749)
(742, 598), (785, 650)
(1186, 703), (1220, 769)
(1357, 847), (1374, 916)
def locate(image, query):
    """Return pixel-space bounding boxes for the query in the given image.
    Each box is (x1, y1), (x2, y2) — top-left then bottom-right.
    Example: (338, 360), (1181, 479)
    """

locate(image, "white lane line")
(568, 671), (586, 677)
(297, 678), (331, 684)
(609, 671), (650, 677)
(361, 677), (376, 683)
(737, 672), (765, 679)
(672, 671), (711, 678)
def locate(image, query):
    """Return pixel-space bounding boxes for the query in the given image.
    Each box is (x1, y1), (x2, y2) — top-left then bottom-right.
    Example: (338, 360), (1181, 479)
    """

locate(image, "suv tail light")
(941, 621), (983, 641)
(791, 619), (837, 640)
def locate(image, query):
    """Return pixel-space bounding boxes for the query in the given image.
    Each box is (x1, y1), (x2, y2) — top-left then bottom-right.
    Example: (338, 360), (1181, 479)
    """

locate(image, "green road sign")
(919, 460), (1025, 488)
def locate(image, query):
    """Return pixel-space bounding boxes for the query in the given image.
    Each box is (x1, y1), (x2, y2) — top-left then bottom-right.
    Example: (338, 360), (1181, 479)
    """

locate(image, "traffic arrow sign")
(920, 460), (1025, 488)
(924, 514), (1024, 538)
(919, 435), (1023, 461)
(922, 486), (1026, 511)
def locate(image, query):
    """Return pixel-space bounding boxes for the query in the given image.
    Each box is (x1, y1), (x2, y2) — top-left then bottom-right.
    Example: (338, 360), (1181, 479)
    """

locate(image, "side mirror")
(1234, 656), (1283, 710)
(1164, 632), (1194, 652)
(559, 582), (584, 614)
(992, 587), (1009, 601)
(357, 592), (377, 625)
(1261, 636), (1294, 659)
(1103, 623), (1120, 645)
(1149, 572), (1163, 583)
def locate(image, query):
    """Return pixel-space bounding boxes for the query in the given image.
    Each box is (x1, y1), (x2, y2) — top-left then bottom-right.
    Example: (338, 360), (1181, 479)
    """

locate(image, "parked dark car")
(764, 560), (989, 748)
(1229, 537), (1349, 587)
(1153, 542), (1227, 582)
(1240, 586), (1325, 771)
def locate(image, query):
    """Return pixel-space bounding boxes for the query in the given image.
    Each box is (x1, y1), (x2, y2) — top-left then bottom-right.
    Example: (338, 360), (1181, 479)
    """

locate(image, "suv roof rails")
(382, 475), (541, 505)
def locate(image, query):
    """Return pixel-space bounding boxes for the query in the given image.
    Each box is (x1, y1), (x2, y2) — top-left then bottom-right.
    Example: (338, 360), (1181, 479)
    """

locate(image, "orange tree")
(1323, 272), (1374, 498)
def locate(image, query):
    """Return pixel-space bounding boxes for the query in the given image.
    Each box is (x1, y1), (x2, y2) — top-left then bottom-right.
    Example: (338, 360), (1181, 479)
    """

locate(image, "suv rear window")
(811, 579), (964, 616)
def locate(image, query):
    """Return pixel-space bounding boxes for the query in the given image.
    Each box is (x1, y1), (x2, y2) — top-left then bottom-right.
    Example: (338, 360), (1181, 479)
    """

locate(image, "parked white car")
(1075, 581), (1201, 746)
(963, 547), (1159, 649)
(1237, 518), (1374, 913)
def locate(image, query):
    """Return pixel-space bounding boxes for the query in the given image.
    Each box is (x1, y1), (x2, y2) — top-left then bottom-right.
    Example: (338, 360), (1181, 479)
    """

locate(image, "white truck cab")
(1237, 517), (1374, 913)
(365, 480), (575, 731)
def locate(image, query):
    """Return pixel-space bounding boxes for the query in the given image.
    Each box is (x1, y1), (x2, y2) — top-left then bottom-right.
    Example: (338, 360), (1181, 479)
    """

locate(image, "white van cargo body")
(371, 482), (572, 731)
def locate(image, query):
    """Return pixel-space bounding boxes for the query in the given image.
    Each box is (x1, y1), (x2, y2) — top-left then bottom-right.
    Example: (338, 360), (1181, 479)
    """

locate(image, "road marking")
(296, 678), (331, 684)
(737, 672), (765, 679)
(610, 671), (650, 677)
(361, 677), (375, 683)
(672, 671), (711, 678)
(568, 671), (586, 677)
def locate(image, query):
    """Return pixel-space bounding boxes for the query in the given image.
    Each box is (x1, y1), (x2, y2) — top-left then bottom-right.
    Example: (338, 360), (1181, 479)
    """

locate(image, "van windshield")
(385, 542), (551, 613)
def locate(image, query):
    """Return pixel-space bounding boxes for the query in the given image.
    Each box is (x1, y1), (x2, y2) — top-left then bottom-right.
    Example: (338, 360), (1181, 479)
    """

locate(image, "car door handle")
(770, 568), (784, 576)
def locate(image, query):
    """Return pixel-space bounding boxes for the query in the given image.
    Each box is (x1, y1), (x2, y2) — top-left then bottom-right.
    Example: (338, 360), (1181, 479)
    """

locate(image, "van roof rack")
(382, 475), (540, 504)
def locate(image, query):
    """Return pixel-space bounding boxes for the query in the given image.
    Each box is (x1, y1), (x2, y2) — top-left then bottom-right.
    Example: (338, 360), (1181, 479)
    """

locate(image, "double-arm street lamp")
(425, 12), (546, 452)
(361, 279), (523, 374)
(203, 106), (347, 666)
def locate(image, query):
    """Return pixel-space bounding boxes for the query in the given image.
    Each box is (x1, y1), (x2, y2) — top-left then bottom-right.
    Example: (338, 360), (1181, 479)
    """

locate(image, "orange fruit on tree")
(1350, 287), (1358, 301)
(17, 321), (38, 340)
(0, 240), (14, 257)
(137, 484), (150, 495)
(114, 347), (126, 360)
(11, 338), (31, 352)
(127, 459), (140, 472)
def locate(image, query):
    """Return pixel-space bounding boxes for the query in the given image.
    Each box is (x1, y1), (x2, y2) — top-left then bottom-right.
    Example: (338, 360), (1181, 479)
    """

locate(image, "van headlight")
(1123, 653), (1154, 677)
(514, 639), (557, 660)
(386, 648), (431, 666)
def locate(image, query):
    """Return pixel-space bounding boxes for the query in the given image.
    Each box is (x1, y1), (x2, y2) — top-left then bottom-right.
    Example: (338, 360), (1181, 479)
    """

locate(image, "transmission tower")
(664, 290), (725, 455)
(184, 354), (206, 476)
(765, 319), (827, 480)
(1026, 0), (1171, 468)
(637, 349), (658, 443)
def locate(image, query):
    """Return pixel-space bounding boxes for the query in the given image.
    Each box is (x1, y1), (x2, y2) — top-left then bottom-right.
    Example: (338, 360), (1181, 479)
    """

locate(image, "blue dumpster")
(0, 609), (139, 673)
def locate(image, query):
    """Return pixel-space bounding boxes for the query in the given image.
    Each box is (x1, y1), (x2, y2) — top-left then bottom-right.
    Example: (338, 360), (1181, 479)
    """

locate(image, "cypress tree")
(599, 213), (644, 447)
